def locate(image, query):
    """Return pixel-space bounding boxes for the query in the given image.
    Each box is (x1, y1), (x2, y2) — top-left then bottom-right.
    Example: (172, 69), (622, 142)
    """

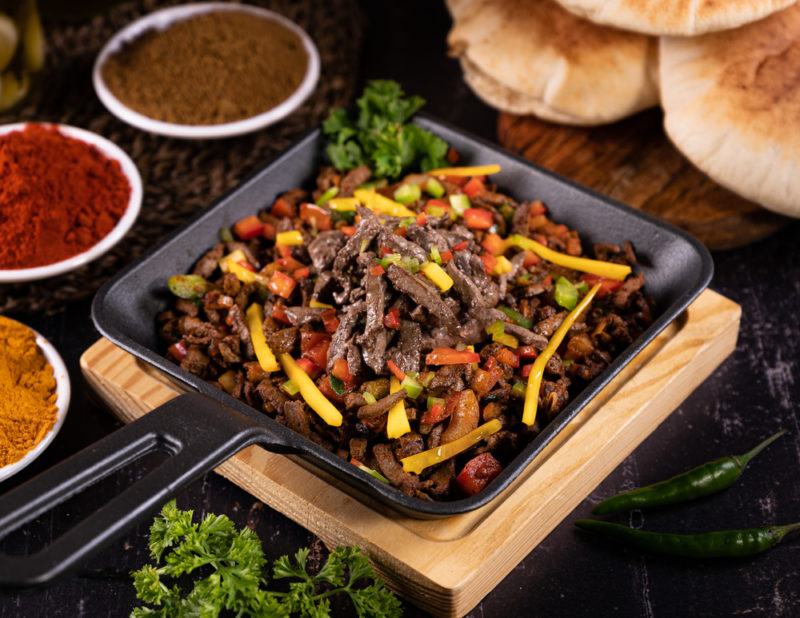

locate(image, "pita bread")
(554, 0), (796, 36)
(660, 5), (800, 218)
(448, 0), (659, 126)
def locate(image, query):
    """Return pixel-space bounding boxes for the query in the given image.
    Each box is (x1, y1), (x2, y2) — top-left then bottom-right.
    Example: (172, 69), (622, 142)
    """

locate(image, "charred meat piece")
(308, 231), (346, 272)
(357, 390), (407, 420)
(358, 274), (388, 373)
(386, 264), (458, 332)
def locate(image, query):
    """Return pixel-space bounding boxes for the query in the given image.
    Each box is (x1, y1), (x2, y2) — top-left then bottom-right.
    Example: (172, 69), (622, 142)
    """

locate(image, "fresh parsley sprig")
(130, 501), (402, 618)
(323, 80), (448, 179)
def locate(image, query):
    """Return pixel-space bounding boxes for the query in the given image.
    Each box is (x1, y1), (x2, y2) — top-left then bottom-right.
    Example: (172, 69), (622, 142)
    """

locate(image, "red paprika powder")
(0, 124), (131, 269)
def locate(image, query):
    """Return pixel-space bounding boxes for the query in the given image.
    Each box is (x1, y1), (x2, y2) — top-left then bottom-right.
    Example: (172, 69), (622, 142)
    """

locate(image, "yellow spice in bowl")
(0, 316), (57, 467)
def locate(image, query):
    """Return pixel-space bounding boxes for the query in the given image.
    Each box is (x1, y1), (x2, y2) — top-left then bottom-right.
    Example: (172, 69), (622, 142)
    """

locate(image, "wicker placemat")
(0, 0), (363, 314)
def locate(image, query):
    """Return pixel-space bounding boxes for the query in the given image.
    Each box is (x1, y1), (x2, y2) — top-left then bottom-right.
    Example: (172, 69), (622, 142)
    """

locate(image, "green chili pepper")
(575, 519), (800, 558)
(425, 178), (445, 198)
(554, 277), (578, 310)
(499, 305), (533, 329)
(316, 186), (339, 206)
(394, 183), (421, 205)
(281, 380), (300, 396)
(593, 430), (787, 516)
(167, 274), (209, 300)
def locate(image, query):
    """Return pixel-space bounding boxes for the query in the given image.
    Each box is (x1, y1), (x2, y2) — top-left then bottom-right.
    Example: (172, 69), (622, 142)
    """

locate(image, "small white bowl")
(0, 123), (143, 284)
(0, 328), (71, 483)
(92, 3), (321, 140)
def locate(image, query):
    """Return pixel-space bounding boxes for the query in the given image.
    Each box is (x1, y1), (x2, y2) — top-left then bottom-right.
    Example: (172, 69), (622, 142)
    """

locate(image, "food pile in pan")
(158, 161), (653, 500)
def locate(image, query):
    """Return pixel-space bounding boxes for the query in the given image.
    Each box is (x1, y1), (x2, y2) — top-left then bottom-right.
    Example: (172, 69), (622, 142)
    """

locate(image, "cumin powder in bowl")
(94, 3), (320, 139)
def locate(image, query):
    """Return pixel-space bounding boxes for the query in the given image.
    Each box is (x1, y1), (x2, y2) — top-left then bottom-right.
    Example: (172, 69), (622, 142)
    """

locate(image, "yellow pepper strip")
(522, 283), (601, 426)
(309, 299), (334, 309)
(327, 197), (359, 212)
(426, 164), (502, 177)
(354, 188), (416, 218)
(387, 377), (411, 439)
(508, 235), (631, 281)
(493, 255), (514, 275)
(245, 304), (280, 372)
(420, 261), (454, 292)
(276, 230), (304, 246)
(401, 419), (502, 474)
(219, 249), (247, 272)
(220, 251), (266, 285)
(279, 353), (343, 427)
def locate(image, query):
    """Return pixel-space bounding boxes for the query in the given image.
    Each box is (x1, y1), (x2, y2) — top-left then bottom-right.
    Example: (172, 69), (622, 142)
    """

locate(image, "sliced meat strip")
(454, 251), (500, 308)
(497, 251), (526, 298)
(357, 390), (406, 420)
(307, 230), (346, 272)
(358, 274), (388, 373)
(227, 304), (254, 358)
(256, 380), (288, 414)
(511, 201), (531, 235)
(386, 264), (458, 333)
(192, 243), (224, 278)
(340, 165), (371, 196)
(283, 400), (311, 437)
(373, 443), (421, 491)
(613, 273), (645, 309)
(489, 309), (550, 348)
(380, 229), (428, 262)
(327, 302), (366, 371)
(333, 208), (382, 276)
(406, 224), (451, 252)
(389, 320), (422, 373)
(446, 261), (489, 315)
(284, 306), (325, 326)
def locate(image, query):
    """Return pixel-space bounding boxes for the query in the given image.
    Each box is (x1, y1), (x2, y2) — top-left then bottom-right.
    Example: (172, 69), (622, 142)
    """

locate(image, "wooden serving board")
(497, 111), (789, 251)
(80, 289), (740, 617)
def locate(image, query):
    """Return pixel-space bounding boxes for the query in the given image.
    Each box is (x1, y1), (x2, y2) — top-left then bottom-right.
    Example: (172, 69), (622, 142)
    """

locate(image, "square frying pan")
(0, 116), (713, 586)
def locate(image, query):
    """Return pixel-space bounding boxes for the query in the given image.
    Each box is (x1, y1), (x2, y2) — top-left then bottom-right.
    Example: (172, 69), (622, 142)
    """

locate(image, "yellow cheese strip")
(279, 354), (343, 427)
(245, 304), (279, 372)
(387, 377), (411, 439)
(522, 283), (601, 426)
(401, 420), (502, 474)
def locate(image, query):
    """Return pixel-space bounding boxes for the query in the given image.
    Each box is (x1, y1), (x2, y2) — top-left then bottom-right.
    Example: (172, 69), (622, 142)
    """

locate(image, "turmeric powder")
(0, 316), (57, 467)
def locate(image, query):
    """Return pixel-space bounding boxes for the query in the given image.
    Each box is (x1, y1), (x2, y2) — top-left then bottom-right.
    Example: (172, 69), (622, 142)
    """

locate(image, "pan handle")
(0, 392), (298, 587)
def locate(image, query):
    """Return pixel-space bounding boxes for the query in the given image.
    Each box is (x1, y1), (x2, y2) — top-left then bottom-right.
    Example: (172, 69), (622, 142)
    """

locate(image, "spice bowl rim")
(0, 326), (71, 483)
(0, 122), (143, 283)
(91, 2), (321, 140)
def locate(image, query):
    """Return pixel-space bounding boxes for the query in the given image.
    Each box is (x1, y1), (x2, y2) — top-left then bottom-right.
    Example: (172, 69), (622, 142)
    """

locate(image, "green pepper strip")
(593, 430), (787, 516)
(575, 519), (800, 558)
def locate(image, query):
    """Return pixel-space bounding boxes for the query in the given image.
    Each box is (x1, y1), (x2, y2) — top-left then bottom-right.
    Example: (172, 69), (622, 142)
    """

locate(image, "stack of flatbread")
(448, 0), (800, 218)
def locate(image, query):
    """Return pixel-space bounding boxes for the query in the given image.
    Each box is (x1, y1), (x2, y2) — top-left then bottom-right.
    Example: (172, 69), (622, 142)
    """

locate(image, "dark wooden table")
(2, 2), (800, 616)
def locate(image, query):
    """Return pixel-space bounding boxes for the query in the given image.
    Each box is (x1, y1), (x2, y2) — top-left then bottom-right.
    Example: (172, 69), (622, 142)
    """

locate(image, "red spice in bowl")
(0, 124), (131, 269)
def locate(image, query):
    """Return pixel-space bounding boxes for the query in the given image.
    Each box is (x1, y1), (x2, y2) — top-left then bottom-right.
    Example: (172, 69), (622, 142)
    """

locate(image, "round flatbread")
(553, 0), (796, 36)
(660, 5), (800, 218)
(448, 0), (658, 126)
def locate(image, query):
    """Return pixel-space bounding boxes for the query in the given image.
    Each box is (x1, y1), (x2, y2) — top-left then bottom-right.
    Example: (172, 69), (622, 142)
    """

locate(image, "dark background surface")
(2, 1), (800, 616)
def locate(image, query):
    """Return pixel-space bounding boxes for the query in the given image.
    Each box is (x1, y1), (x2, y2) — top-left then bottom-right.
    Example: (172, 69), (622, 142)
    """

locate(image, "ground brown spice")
(101, 11), (309, 125)
(0, 316), (57, 468)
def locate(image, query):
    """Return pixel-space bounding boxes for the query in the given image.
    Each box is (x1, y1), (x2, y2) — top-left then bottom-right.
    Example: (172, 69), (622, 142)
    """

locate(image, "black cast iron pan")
(0, 115), (713, 586)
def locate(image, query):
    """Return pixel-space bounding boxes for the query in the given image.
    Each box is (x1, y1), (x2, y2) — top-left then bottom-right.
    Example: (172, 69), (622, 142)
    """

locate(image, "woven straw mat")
(0, 0), (363, 313)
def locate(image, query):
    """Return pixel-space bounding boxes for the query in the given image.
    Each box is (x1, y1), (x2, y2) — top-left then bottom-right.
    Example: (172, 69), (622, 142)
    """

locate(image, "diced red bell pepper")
(495, 347), (519, 368)
(522, 251), (540, 267)
(394, 226), (407, 237)
(383, 307), (401, 330)
(446, 146), (460, 164)
(237, 260), (256, 273)
(301, 331), (330, 355)
(278, 256), (304, 271)
(167, 340), (188, 362)
(470, 368), (499, 397)
(233, 215), (264, 240)
(420, 402), (449, 425)
(296, 356), (321, 379)
(440, 249), (453, 264)
(317, 374), (344, 403)
(581, 273), (624, 298)
(529, 200), (547, 216)
(293, 267), (311, 281)
(517, 345), (539, 360)
(416, 213), (427, 226)
(321, 309), (339, 334)
(271, 196), (296, 218)
(262, 222), (277, 240)
(456, 453), (503, 496)
(386, 359), (406, 381)
(299, 202), (332, 231)
(483, 355), (497, 370)
(452, 240), (469, 252)
(276, 244), (293, 259)
(379, 245), (393, 257)
(481, 233), (506, 256)
(521, 364), (533, 378)
(331, 358), (352, 382)
(303, 338), (330, 371)
(425, 199), (449, 215)
(268, 271), (297, 299)
(271, 302), (291, 325)
(425, 348), (481, 366)
(464, 208), (494, 230)
(444, 175), (467, 187)
(480, 252), (497, 275)
(369, 264), (385, 277)
(462, 176), (486, 198)
(340, 225), (356, 236)
(542, 275), (553, 287)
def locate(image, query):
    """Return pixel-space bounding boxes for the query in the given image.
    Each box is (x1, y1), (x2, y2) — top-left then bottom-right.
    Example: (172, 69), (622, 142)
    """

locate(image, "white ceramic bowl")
(92, 3), (321, 139)
(0, 328), (71, 483)
(0, 123), (143, 284)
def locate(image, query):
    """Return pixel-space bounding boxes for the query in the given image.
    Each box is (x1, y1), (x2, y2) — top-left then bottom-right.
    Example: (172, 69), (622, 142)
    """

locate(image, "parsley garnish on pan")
(323, 79), (448, 178)
(130, 501), (401, 617)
